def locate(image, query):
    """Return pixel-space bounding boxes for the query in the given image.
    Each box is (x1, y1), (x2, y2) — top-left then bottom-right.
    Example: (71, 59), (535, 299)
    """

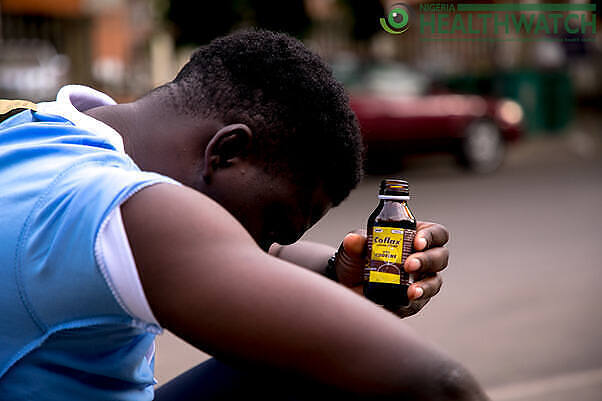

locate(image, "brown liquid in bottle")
(364, 179), (416, 307)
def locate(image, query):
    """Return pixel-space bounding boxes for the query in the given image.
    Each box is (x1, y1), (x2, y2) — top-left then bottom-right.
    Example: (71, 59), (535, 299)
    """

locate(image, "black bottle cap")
(379, 179), (409, 196)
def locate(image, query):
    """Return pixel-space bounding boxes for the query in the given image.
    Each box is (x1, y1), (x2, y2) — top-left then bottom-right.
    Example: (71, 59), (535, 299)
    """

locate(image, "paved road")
(155, 133), (602, 400)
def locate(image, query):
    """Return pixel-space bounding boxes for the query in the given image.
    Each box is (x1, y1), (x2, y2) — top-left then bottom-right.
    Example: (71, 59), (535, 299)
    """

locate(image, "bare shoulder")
(119, 182), (262, 330)
(121, 182), (254, 254)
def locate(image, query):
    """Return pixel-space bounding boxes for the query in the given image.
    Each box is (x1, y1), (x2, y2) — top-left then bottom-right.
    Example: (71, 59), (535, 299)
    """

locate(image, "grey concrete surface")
(155, 131), (602, 401)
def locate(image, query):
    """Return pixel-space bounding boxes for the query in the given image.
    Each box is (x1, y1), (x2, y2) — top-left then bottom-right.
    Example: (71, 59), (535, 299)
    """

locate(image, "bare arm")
(121, 183), (487, 400)
(269, 241), (335, 274)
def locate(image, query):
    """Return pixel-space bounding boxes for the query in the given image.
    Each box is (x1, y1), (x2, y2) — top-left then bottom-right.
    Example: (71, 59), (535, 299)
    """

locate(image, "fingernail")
(407, 258), (421, 272)
(417, 237), (428, 250)
(414, 287), (424, 299)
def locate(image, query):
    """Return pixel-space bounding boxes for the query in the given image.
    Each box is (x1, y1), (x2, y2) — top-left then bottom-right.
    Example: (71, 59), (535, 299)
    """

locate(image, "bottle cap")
(379, 179), (409, 197)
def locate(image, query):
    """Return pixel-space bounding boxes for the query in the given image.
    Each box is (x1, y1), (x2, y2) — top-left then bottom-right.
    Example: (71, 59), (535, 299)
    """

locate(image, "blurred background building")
(1, 1), (600, 400)
(1, 0), (600, 132)
(1, 0), (600, 173)
(0, 0), (153, 100)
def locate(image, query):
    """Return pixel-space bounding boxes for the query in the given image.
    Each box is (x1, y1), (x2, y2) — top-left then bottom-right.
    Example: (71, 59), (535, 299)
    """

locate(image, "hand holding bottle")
(334, 221), (448, 318)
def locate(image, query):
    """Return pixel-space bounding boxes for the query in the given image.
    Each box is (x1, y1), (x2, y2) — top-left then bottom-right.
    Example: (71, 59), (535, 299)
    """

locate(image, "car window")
(332, 61), (429, 96)
(363, 65), (429, 96)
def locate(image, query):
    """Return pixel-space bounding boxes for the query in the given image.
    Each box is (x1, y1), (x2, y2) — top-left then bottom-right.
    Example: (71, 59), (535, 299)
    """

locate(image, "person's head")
(142, 30), (363, 250)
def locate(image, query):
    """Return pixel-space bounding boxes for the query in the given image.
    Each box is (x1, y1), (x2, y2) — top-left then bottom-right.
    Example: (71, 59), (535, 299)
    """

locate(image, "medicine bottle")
(364, 179), (416, 307)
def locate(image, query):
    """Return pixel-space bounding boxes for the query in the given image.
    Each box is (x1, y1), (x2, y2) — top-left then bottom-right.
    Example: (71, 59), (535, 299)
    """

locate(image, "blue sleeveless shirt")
(0, 103), (176, 399)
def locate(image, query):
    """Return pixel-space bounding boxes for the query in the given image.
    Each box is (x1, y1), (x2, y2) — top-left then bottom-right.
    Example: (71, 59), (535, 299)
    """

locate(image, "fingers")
(393, 274), (442, 318)
(408, 274), (442, 301)
(405, 246), (449, 274)
(415, 222), (449, 251)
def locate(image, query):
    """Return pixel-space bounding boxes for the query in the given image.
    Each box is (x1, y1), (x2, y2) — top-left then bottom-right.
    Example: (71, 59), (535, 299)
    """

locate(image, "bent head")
(145, 30), (363, 250)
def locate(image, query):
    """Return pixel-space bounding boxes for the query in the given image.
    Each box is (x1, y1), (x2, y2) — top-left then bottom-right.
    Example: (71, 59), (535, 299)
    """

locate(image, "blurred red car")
(333, 62), (524, 173)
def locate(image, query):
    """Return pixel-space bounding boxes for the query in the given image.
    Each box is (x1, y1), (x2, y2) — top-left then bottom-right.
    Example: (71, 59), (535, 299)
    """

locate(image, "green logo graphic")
(378, 3), (597, 41)
(380, 3), (411, 34)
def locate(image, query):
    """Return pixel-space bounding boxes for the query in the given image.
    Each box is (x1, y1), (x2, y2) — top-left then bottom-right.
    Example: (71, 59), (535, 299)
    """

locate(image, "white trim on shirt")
(38, 85), (125, 153)
(97, 207), (160, 326)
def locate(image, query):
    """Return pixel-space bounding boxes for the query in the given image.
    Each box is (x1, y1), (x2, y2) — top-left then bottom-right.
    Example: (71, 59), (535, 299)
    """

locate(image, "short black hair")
(163, 29), (363, 206)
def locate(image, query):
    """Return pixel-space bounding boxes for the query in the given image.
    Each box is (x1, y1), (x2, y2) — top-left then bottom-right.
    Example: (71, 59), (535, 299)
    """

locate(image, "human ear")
(201, 124), (252, 181)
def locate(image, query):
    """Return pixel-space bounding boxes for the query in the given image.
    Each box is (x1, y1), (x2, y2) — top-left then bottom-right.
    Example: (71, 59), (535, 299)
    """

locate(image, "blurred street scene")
(1, 0), (600, 400)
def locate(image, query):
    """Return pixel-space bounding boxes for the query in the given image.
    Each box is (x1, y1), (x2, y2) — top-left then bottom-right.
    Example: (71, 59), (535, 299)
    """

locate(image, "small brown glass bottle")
(364, 179), (416, 307)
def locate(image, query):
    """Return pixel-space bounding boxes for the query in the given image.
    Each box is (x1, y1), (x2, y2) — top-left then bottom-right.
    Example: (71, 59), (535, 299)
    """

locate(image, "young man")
(0, 30), (487, 400)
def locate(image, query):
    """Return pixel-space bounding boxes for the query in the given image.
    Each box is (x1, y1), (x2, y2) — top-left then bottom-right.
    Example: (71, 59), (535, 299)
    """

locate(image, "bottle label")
(365, 227), (415, 285)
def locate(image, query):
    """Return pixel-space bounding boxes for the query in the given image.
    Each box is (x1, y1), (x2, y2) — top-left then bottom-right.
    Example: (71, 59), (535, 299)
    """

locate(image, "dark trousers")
(154, 358), (365, 401)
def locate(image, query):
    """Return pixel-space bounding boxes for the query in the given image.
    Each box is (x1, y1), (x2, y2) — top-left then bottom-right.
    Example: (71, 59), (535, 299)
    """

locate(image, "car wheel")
(458, 119), (505, 173)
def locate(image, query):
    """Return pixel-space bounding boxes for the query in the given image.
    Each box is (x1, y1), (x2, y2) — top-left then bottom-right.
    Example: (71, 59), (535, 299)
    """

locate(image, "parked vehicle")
(333, 61), (524, 173)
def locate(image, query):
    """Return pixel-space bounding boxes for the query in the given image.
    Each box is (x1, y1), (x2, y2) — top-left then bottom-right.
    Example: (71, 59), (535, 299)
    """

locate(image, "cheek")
(236, 201), (264, 238)
(236, 194), (282, 244)
(264, 209), (306, 245)
(210, 189), (262, 239)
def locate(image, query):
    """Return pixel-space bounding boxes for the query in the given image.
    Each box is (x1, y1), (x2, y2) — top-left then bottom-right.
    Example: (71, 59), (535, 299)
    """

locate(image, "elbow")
(436, 364), (489, 401)
(406, 361), (489, 401)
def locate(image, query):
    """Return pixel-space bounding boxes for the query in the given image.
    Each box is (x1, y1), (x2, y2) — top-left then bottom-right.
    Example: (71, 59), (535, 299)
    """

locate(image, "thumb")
(342, 233), (366, 259)
(336, 233), (367, 288)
